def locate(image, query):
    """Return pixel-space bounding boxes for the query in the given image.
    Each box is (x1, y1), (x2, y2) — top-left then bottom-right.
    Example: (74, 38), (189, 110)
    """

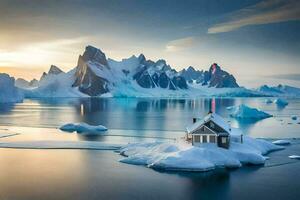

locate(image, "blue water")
(0, 98), (300, 200)
(0, 97), (299, 138)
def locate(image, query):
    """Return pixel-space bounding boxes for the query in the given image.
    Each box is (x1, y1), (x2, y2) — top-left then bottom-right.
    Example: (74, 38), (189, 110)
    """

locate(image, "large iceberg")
(119, 136), (283, 172)
(228, 104), (272, 120)
(0, 73), (23, 103)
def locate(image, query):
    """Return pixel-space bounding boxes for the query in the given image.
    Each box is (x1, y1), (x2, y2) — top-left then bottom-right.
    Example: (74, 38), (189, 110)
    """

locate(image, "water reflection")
(0, 98), (299, 138)
(0, 103), (16, 113)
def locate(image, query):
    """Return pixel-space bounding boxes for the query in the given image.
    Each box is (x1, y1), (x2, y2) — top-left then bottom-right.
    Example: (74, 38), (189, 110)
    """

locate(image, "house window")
(194, 135), (200, 143)
(221, 137), (227, 144)
(202, 135), (207, 143)
(210, 122), (215, 129)
(209, 135), (216, 143)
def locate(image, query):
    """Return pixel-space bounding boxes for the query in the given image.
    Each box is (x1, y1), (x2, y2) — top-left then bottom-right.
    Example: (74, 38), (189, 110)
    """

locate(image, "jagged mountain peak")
(48, 65), (64, 75)
(82, 45), (108, 66)
(138, 53), (146, 62)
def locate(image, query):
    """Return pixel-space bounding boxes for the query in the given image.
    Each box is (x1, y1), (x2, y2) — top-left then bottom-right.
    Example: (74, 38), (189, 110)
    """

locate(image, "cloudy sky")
(0, 0), (299, 87)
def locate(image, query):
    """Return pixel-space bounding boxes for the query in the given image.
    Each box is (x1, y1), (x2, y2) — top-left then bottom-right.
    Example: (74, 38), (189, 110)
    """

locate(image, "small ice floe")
(228, 104), (272, 120)
(272, 140), (291, 145)
(289, 155), (300, 160)
(264, 99), (273, 104)
(291, 116), (297, 120)
(119, 136), (283, 172)
(60, 123), (108, 133)
(274, 98), (288, 107)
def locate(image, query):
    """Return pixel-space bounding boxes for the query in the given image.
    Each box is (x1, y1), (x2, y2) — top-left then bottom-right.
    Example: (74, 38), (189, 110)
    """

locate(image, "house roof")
(186, 112), (232, 134)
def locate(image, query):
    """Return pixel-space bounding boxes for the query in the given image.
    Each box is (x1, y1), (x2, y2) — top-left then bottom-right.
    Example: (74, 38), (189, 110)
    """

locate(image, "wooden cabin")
(185, 112), (243, 149)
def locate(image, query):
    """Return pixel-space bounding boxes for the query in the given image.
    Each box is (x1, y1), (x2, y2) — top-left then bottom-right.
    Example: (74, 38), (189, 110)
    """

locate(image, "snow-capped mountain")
(40, 65), (64, 82)
(180, 63), (239, 88)
(20, 45), (299, 98)
(71, 45), (189, 96)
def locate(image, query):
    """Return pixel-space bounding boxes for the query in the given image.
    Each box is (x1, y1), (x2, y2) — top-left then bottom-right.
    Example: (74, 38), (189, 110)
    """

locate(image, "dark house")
(186, 112), (242, 149)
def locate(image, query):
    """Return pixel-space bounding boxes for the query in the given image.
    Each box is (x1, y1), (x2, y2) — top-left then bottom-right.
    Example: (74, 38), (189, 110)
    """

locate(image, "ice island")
(119, 101), (284, 172)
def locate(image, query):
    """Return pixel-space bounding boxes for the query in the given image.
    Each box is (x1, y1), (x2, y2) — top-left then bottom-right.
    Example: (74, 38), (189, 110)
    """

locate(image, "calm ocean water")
(0, 97), (299, 138)
(0, 98), (300, 200)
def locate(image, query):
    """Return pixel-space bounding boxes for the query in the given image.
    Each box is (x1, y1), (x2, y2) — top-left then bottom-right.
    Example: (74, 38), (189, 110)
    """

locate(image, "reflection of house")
(186, 111), (243, 149)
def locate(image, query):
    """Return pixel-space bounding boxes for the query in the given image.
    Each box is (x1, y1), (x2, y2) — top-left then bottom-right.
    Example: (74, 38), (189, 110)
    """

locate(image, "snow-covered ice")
(289, 155), (300, 160)
(119, 136), (283, 172)
(0, 140), (121, 150)
(228, 104), (272, 120)
(60, 123), (108, 133)
(274, 98), (288, 107)
(272, 140), (291, 145)
(0, 73), (23, 103)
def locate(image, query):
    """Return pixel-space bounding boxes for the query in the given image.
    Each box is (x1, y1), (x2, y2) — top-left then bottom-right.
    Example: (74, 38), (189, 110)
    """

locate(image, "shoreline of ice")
(119, 136), (284, 172)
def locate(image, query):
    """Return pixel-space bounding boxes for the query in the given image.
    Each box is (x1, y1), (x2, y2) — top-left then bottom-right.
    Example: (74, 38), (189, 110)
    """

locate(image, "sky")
(0, 0), (299, 87)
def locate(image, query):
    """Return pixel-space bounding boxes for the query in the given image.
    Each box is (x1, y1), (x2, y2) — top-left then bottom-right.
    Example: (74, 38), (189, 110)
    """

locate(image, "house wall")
(192, 134), (217, 146)
(217, 136), (230, 149)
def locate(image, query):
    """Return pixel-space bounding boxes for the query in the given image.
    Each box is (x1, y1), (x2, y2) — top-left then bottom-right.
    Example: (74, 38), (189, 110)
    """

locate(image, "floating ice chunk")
(272, 140), (291, 145)
(60, 123), (108, 133)
(265, 99), (273, 104)
(291, 116), (297, 120)
(228, 104), (272, 120)
(119, 136), (283, 172)
(274, 98), (288, 107)
(289, 155), (300, 159)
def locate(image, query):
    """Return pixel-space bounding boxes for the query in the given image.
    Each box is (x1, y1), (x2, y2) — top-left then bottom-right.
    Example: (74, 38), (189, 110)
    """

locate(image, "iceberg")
(60, 123), (108, 133)
(0, 73), (23, 103)
(228, 104), (272, 120)
(274, 98), (288, 107)
(272, 140), (291, 145)
(119, 136), (283, 172)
